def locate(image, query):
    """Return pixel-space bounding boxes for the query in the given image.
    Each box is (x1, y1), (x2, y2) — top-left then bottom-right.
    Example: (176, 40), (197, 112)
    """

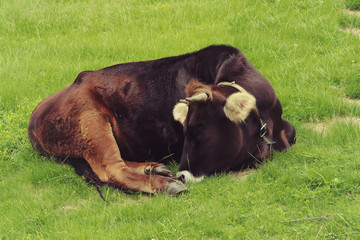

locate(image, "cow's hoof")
(145, 165), (174, 177)
(153, 166), (175, 177)
(165, 181), (189, 195)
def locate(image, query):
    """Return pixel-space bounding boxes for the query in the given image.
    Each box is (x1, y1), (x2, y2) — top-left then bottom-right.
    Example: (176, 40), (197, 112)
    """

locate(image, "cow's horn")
(185, 92), (209, 102)
(218, 81), (248, 94)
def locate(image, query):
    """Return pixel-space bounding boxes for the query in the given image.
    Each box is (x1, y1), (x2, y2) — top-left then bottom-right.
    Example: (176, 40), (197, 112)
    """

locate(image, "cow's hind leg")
(78, 111), (187, 194)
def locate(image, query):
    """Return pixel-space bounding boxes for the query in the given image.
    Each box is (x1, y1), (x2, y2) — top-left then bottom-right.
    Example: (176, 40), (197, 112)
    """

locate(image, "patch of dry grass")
(344, 97), (360, 105)
(232, 169), (255, 181)
(306, 116), (360, 134)
(343, 9), (360, 17)
(343, 8), (360, 39)
(345, 26), (360, 39)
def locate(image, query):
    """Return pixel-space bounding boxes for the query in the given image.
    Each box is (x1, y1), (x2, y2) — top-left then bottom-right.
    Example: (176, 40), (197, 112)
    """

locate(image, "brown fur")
(184, 78), (213, 100)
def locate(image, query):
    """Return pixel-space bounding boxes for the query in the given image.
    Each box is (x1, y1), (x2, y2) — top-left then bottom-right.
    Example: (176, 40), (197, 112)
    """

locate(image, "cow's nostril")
(176, 170), (205, 183)
(177, 174), (185, 183)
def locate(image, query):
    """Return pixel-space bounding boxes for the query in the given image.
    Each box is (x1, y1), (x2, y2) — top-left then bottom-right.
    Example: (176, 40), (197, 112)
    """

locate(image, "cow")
(28, 45), (295, 195)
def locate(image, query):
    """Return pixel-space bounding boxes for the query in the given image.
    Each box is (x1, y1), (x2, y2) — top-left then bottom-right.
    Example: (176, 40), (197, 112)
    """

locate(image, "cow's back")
(28, 57), (192, 162)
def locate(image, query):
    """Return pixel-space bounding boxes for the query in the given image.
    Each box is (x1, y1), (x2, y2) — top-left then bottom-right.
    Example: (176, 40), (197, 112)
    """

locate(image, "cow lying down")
(28, 45), (295, 195)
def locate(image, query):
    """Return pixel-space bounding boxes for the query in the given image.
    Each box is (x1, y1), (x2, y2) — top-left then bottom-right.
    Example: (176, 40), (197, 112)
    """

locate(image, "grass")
(346, 0), (360, 10)
(1, 0), (360, 239)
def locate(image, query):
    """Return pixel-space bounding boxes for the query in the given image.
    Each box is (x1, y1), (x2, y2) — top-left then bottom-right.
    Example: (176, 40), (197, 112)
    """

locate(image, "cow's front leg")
(101, 161), (186, 194)
(84, 142), (187, 194)
(79, 113), (187, 194)
(124, 161), (174, 178)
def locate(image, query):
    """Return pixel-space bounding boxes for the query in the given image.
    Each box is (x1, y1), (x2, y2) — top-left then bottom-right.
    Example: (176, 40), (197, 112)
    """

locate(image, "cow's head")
(173, 79), (271, 183)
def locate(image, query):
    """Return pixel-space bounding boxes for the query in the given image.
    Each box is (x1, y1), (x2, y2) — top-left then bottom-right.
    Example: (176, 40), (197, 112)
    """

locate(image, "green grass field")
(1, 0), (360, 239)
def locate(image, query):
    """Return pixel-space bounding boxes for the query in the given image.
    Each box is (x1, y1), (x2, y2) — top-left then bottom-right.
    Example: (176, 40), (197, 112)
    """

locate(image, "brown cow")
(28, 45), (295, 194)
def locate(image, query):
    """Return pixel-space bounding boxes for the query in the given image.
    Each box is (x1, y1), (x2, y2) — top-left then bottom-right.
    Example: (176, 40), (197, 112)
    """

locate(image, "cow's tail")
(66, 158), (108, 202)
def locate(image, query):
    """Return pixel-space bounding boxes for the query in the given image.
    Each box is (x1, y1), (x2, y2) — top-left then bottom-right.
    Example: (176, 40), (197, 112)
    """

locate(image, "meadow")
(1, 0), (360, 239)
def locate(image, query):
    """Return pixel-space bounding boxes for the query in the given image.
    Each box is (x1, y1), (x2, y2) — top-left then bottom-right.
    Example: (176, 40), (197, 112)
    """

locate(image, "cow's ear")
(215, 54), (246, 83)
(173, 102), (189, 125)
(224, 92), (256, 123)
